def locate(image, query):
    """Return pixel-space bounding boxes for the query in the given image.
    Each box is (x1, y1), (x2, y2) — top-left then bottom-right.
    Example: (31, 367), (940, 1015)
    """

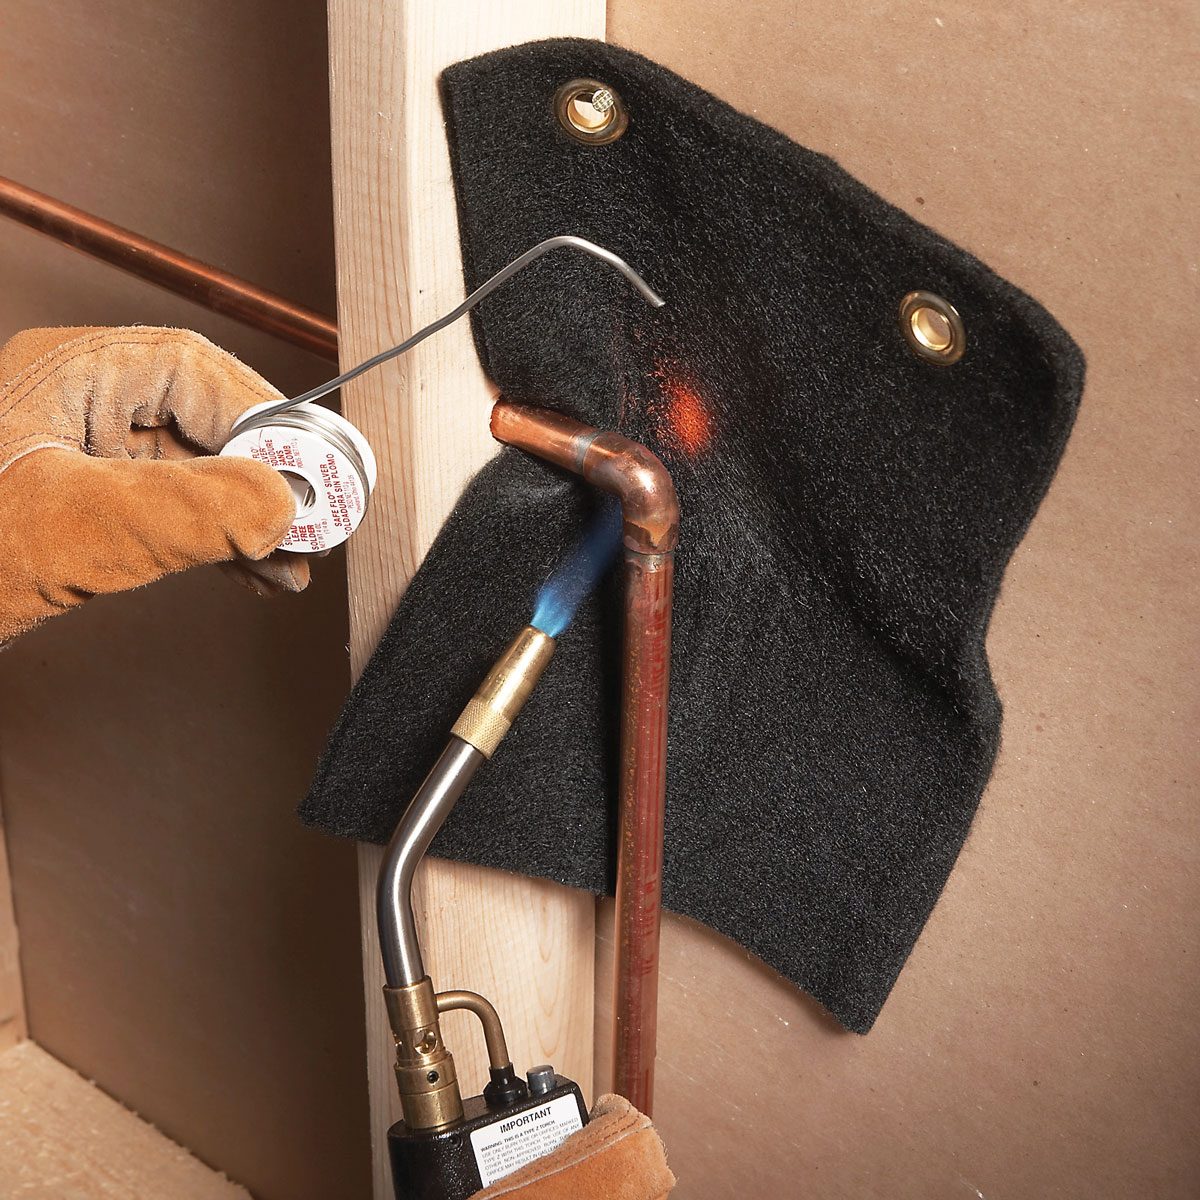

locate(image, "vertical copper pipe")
(0, 175), (339, 362)
(491, 399), (679, 1116)
(612, 551), (673, 1113)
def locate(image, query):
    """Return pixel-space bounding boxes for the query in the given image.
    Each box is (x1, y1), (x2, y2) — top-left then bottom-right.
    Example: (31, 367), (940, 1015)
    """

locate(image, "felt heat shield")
(302, 40), (1083, 1033)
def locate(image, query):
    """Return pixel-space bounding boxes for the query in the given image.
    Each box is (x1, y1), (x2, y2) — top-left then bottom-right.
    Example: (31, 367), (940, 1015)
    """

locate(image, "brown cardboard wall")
(0, 2), (1195, 1198)
(0, 2), (371, 1198)
(602, 1), (1200, 1196)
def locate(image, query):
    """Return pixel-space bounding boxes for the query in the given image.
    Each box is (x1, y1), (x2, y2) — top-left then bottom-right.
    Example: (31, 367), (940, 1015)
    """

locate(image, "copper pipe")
(0, 175), (339, 362)
(491, 399), (678, 1116)
(611, 550), (672, 1116)
(491, 404), (679, 555)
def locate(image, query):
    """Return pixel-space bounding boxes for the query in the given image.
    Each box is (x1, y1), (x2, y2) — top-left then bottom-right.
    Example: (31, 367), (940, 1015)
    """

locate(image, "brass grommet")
(554, 79), (628, 144)
(898, 290), (966, 365)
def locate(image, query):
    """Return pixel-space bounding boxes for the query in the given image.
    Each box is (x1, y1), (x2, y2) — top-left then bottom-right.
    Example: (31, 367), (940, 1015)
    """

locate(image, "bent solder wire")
(220, 235), (665, 552)
(247, 235), (664, 422)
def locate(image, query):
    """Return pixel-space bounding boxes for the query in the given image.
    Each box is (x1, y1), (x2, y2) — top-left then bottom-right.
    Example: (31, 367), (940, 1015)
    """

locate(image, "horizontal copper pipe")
(491, 398), (679, 1116)
(0, 175), (339, 362)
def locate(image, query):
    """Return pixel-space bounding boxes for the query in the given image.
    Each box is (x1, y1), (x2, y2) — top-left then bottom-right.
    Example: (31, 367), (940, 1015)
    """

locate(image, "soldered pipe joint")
(490, 400), (679, 555)
(583, 433), (679, 555)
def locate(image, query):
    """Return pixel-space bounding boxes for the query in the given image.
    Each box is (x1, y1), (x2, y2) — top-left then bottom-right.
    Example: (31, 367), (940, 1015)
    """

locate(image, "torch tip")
(451, 626), (557, 758)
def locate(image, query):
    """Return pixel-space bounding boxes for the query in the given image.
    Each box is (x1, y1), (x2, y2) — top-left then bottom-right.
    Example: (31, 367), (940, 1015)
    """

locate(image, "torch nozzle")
(378, 626), (557, 994)
(451, 626), (556, 759)
(377, 626), (559, 1126)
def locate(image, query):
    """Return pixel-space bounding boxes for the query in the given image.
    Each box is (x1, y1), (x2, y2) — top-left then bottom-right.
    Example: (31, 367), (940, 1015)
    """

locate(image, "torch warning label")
(469, 1094), (583, 1187)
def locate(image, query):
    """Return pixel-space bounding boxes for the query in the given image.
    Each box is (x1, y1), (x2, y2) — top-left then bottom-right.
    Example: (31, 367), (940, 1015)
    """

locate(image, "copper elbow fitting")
(490, 401), (679, 556)
(491, 397), (677, 1115)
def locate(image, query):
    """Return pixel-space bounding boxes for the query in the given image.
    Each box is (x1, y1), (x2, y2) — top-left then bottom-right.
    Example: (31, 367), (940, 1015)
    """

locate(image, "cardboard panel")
(0, 821), (24, 1053)
(601, 1), (1200, 1195)
(0, 3), (370, 1198)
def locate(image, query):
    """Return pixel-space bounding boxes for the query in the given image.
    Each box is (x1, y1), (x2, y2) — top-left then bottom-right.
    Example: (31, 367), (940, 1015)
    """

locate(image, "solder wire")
(242, 235), (666, 428)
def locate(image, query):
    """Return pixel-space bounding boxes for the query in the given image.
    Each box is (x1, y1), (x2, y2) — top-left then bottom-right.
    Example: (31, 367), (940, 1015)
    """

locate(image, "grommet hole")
(910, 306), (953, 353)
(568, 92), (613, 132)
(279, 469), (316, 516)
(898, 290), (966, 365)
(554, 79), (628, 144)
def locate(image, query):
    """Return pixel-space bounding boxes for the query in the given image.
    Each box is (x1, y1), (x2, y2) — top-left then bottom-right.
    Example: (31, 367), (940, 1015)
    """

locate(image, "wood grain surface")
(325, 3), (605, 1195)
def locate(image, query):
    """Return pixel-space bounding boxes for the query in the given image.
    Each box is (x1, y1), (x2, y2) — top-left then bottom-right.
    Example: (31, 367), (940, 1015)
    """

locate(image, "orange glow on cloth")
(652, 365), (713, 456)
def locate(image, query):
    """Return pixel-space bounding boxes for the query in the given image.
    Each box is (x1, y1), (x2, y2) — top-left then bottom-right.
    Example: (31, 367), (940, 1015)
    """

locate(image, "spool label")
(222, 423), (368, 553)
(469, 1094), (584, 1187)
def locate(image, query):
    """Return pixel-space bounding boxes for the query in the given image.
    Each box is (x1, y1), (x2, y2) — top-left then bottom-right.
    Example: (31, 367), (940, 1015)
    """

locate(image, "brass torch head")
(384, 976), (464, 1131)
(451, 626), (556, 758)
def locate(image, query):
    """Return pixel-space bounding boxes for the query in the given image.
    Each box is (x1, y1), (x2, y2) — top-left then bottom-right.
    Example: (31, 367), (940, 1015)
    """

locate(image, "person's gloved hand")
(0, 326), (308, 643)
(469, 1094), (674, 1199)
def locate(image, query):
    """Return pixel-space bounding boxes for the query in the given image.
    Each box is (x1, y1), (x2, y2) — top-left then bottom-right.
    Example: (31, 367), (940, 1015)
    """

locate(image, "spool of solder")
(220, 400), (377, 553)
(217, 236), (664, 558)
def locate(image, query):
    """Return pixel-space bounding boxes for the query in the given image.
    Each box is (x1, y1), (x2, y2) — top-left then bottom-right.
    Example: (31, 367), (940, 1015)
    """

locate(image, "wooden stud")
(326, 3), (605, 1195)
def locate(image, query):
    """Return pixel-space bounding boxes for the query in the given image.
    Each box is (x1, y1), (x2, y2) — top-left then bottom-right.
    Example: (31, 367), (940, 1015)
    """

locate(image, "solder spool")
(216, 236), (665, 554)
(220, 400), (377, 553)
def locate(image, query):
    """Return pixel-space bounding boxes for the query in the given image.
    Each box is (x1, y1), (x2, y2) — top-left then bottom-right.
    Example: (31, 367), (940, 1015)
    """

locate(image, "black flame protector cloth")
(302, 39), (1084, 1032)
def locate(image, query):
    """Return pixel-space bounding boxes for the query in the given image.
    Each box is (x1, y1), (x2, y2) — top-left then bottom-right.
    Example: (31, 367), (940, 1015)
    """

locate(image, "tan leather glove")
(469, 1095), (675, 1200)
(0, 326), (307, 643)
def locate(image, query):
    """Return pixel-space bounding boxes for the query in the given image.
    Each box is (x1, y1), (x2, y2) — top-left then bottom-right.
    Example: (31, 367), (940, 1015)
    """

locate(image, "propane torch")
(379, 497), (626, 1199)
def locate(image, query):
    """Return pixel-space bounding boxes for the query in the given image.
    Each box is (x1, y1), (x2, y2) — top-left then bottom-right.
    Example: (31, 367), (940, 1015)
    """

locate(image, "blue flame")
(530, 498), (623, 638)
